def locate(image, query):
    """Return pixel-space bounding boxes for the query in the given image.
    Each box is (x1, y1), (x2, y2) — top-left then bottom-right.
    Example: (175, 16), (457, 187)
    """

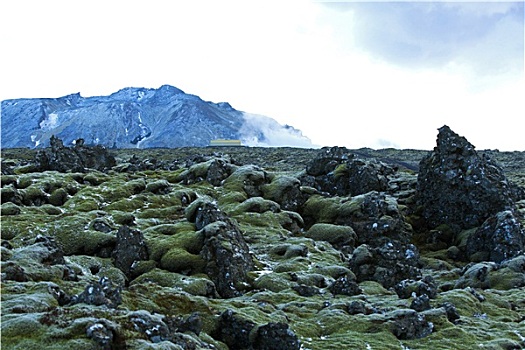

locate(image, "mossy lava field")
(2, 127), (525, 350)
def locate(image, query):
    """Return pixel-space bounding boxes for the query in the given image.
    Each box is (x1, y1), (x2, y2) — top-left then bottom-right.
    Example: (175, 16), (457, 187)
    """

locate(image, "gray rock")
(302, 146), (395, 197)
(328, 274), (362, 296)
(251, 322), (301, 350)
(70, 277), (122, 308)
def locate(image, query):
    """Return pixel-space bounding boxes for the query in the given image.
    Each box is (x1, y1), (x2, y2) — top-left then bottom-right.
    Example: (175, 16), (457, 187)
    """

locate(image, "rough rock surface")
(188, 200), (255, 298)
(112, 225), (149, 280)
(35, 136), (116, 173)
(349, 241), (421, 288)
(466, 210), (525, 263)
(301, 146), (395, 197)
(416, 125), (515, 234)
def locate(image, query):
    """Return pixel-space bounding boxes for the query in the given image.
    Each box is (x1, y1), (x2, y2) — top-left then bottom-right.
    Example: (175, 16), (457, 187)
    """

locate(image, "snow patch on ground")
(39, 113), (59, 131)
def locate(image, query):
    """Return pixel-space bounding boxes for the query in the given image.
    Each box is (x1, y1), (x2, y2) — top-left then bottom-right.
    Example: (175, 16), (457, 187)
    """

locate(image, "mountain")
(0, 85), (313, 149)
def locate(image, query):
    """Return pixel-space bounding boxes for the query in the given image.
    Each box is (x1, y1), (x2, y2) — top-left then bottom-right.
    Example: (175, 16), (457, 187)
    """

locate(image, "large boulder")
(416, 125), (515, 234)
(301, 146), (395, 197)
(349, 242), (421, 289)
(336, 191), (414, 247)
(187, 199), (255, 298)
(465, 210), (525, 263)
(112, 226), (149, 280)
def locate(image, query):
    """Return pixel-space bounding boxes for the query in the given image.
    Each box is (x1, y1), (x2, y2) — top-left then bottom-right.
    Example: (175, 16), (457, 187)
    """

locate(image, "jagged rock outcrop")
(416, 125), (515, 234)
(214, 309), (301, 350)
(35, 136), (116, 172)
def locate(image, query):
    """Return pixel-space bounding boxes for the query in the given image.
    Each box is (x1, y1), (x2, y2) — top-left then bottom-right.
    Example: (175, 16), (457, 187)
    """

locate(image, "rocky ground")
(1, 127), (525, 350)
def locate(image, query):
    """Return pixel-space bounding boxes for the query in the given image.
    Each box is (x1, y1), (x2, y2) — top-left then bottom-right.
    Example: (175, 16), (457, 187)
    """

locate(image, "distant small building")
(209, 139), (242, 147)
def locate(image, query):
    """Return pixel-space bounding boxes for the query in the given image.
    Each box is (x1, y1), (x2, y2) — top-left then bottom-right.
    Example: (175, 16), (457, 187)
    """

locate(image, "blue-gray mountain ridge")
(0, 85), (313, 149)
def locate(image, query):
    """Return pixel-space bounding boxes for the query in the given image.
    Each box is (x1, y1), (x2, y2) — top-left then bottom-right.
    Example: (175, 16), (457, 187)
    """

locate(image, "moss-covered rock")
(160, 247), (206, 274)
(1, 202), (21, 216)
(305, 223), (357, 250)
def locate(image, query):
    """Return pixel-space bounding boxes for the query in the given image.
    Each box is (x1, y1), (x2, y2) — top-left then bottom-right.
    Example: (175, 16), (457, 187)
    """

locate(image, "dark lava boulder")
(35, 136), (116, 173)
(70, 277), (122, 308)
(187, 199), (255, 298)
(466, 210), (525, 263)
(389, 309), (433, 340)
(301, 146), (395, 197)
(251, 322), (301, 350)
(335, 191), (413, 246)
(178, 157), (236, 186)
(416, 125), (515, 234)
(112, 226), (149, 280)
(214, 309), (300, 350)
(349, 242), (421, 289)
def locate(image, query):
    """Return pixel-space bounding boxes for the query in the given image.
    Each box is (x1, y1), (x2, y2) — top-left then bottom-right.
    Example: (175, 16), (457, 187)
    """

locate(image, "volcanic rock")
(466, 210), (525, 263)
(112, 226), (149, 280)
(35, 136), (116, 173)
(188, 199), (255, 298)
(302, 146), (395, 197)
(416, 125), (515, 234)
(349, 241), (421, 288)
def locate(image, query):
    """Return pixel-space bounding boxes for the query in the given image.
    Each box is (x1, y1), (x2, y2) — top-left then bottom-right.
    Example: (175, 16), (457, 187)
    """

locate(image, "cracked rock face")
(416, 125), (515, 234)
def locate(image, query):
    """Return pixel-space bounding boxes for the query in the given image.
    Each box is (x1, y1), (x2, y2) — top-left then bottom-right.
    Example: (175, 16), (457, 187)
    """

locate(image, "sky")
(1, 1), (524, 150)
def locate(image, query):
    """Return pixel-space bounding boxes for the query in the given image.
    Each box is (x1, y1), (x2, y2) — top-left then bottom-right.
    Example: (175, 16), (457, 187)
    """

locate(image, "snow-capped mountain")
(0, 85), (313, 149)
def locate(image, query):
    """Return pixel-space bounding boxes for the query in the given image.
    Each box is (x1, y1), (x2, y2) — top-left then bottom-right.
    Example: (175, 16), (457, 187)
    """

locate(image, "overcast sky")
(1, 1), (524, 150)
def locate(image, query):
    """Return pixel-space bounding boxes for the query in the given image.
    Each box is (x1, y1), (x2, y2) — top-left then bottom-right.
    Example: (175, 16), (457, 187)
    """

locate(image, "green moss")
(260, 175), (300, 203)
(303, 195), (341, 223)
(160, 247), (205, 274)
(228, 197), (281, 216)
(358, 281), (393, 295)
(218, 190), (247, 207)
(305, 223), (357, 247)
(333, 163), (348, 179)
(337, 195), (365, 219)
(132, 269), (217, 297)
(1, 314), (46, 348)
(48, 188), (69, 206)
(21, 185), (49, 205)
(83, 172), (109, 185)
(53, 226), (115, 256)
(39, 204), (64, 215)
(103, 196), (145, 212)
(15, 175), (35, 189)
(135, 206), (184, 220)
(1, 202), (21, 216)
(110, 211), (136, 225)
(252, 272), (293, 292)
